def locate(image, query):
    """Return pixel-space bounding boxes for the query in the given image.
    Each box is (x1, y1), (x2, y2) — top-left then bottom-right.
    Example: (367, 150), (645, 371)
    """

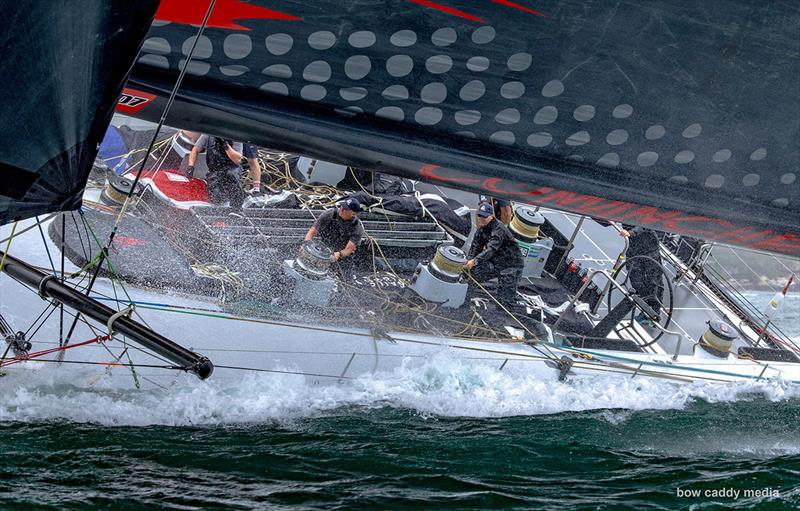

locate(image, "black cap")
(340, 197), (362, 212)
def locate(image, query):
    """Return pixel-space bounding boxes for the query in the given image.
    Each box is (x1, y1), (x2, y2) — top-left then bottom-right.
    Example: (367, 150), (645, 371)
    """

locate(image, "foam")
(1, 353), (797, 427)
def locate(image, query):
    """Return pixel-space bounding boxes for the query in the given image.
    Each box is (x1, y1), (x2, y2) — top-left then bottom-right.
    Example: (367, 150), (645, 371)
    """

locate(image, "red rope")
(0, 335), (109, 368)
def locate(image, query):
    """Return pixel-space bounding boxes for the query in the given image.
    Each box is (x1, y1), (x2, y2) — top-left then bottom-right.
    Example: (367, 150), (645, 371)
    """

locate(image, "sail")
(0, 1), (160, 224)
(137, 1), (796, 256)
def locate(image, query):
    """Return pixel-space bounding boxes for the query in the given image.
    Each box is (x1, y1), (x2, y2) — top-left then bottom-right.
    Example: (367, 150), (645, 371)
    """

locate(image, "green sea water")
(1, 292), (798, 510)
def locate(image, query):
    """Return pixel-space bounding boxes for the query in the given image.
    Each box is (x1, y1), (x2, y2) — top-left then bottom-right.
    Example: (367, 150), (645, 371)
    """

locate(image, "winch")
(509, 205), (553, 279)
(410, 245), (468, 308)
(510, 206), (545, 241)
(698, 320), (738, 358)
(282, 240), (337, 306)
(100, 175), (142, 206)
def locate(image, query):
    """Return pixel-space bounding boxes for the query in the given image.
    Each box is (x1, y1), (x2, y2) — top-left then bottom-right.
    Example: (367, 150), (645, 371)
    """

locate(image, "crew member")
(187, 135), (246, 208)
(464, 202), (524, 306)
(619, 225), (664, 320)
(243, 143), (262, 194)
(492, 197), (513, 225)
(304, 197), (365, 267)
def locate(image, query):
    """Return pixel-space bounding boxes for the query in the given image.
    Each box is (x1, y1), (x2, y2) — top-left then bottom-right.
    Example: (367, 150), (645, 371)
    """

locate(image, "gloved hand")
(185, 165), (195, 179)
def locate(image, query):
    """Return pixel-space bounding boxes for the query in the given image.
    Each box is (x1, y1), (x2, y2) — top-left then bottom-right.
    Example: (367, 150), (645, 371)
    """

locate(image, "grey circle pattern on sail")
(781, 173), (796, 184)
(612, 104), (633, 119)
(349, 31), (376, 48)
(220, 65), (248, 77)
(742, 173), (760, 187)
(344, 55), (371, 80)
(607, 129), (629, 145)
(181, 60), (211, 76)
(340, 87), (368, 101)
(637, 151), (658, 166)
(674, 150), (694, 164)
(259, 82), (288, 96)
(386, 55), (413, 77)
(155, 23), (777, 211)
(669, 175), (689, 184)
(490, 131), (515, 145)
(426, 55), (453, 74)
(527, 132), (553, 147)
(495, 108), (520, 125)
(682, 123), (702, 138)
(143, 38), (171, 55)
(421, 82), (447, 104)
(303, 61), (331, 82)
(541, 80), (564, 97)
(507, 52), (532, 72)
(460, 80), (486, 101)
(415, 107), (443, 125)
(705, 174), (725, 188)
(500, 81), (524, 99)
(390, 29), (417, 47)
(300, 84), (326, 101)
(138, 54), (169, 69)
(467, 56), (490, 72)
(308, 31), (336, 50)
(431, 27), (457, 46)
(772, 198), (789, 207)
(265, 33), (293, 56)
(574, 105), (595, 122)
(455, 110), (481, 126)
(645, 125), (666, 140)
(224, 34), (251, 59)
(566, 131), (590, 146)
(182, 35), (213, 58)
(597, 152), (620, 167)
(533, 106), (558, 125)
(262, 64), (292, 79)
(472, 26), (496, 44)
(382, 85), (409, 101)
(376, 106), (404, 121)
(713, 149), (732, 162)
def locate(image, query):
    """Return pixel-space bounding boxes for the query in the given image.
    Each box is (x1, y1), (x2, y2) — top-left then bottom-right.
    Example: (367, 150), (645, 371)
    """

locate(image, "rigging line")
(58, 0), (219, 346)
(212, 364), (353, 380)
(25, 303), (60, 342)
(464, 271), (560, 362)
(35, 217), (57, 276)
(727, 245), (779, 294)
(0, 221), (18, 273)
(59, 214), (65, 351)
(0, 212), (59, 245)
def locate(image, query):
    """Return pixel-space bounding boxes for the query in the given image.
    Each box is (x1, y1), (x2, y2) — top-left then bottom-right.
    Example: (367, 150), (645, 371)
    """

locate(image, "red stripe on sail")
(156, 0), (300, 31)
(492, 0), (546, 17)
(407, 0), (485, 22)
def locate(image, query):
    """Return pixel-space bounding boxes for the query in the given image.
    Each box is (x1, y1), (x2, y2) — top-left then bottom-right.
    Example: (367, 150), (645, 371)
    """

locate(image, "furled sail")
(0, 1), (160, 224)
(123, 0), (799, 257)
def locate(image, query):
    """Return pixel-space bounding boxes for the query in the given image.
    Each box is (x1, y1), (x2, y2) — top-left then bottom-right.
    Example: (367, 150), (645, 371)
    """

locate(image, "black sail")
(0, 1), (160, 224)
(39, 1), (800, 255)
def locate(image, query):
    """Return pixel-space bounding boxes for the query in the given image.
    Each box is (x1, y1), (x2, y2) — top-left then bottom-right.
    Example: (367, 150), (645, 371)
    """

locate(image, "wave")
(1, 354), (798, 427)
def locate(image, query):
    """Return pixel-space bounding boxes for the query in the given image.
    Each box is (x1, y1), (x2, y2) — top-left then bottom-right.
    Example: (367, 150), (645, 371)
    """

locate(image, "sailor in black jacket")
(465, 202), (524, 306)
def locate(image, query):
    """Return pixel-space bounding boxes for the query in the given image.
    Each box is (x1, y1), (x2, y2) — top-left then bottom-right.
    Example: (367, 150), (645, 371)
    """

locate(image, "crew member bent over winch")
(464, 202), (524, 306)
(303, 198), (365, 276)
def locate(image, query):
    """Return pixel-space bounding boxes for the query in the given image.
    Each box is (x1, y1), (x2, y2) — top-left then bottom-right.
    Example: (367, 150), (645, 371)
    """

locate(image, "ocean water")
(1, 292), (798, 510)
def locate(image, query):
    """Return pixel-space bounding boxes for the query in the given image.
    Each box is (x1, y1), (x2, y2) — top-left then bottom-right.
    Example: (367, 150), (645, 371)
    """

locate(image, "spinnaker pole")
(0, 250), (213, 380)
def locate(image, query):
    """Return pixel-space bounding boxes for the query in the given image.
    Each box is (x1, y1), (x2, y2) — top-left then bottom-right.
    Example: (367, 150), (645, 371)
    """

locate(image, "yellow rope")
(0, 221), (18, 274)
